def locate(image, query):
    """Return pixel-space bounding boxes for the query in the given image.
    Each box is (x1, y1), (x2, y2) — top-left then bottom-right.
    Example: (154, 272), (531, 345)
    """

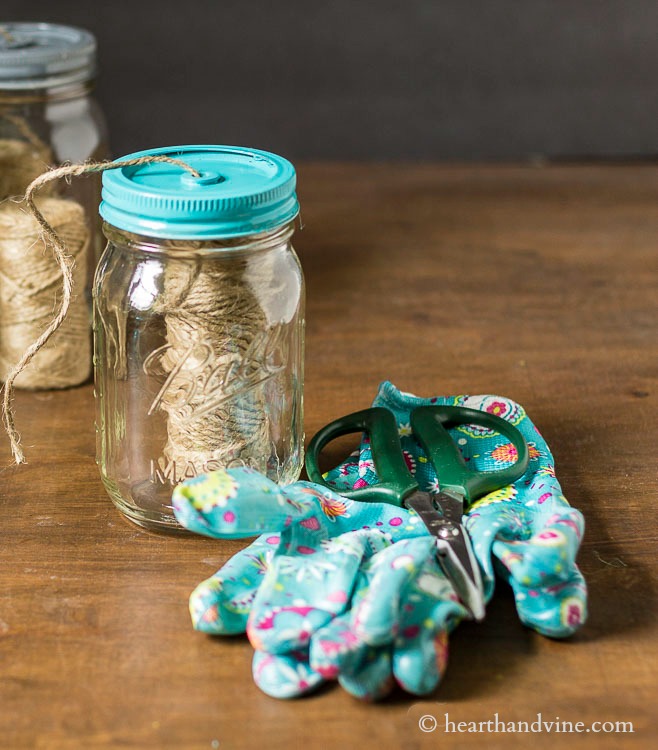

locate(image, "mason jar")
(94, 145), (305, 532)
(0, 22), (110, 277)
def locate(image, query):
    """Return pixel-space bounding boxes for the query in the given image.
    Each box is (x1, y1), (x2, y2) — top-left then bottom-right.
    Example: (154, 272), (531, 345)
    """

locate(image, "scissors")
(306, 405), (529, 622)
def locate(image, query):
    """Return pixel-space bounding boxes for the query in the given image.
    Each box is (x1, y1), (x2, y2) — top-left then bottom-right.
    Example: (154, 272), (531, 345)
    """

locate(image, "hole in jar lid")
(181, 170), (225, 188)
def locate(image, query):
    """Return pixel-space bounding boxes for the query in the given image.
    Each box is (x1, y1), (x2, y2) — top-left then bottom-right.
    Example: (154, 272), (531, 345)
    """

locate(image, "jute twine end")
(1, 383), (25, 464)
(1, 155), (201, 464)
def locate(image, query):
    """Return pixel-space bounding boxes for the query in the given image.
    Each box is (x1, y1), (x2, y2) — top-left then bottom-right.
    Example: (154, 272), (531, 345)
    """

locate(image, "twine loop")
(1, 156), (201, 464)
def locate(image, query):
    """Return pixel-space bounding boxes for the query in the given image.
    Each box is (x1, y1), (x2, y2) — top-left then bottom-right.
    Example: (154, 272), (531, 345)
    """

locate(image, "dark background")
(4, 0), (657, 161)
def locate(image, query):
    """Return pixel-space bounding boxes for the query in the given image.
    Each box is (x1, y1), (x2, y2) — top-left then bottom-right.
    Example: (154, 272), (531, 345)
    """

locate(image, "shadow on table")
(548, 416), (656, 643)
(567, 492), (655, 643)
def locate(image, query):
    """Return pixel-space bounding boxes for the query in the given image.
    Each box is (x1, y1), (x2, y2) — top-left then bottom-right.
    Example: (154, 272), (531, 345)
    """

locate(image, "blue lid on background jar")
(100, 145), (300, 239)
(0, 23), (96, 89)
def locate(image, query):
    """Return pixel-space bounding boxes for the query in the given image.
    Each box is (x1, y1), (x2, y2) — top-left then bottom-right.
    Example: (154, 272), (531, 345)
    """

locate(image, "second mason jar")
(94, 145), (305, 532)
(0, 22), (110, 275)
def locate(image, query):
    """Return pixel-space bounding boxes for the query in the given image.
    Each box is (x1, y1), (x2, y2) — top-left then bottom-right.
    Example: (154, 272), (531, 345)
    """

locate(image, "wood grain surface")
(0, 164), (656, 749)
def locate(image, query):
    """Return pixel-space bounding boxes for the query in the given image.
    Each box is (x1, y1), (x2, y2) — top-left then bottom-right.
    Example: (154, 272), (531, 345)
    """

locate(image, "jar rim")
(0, 23), (96, 90)
(101, 219), (296, 255)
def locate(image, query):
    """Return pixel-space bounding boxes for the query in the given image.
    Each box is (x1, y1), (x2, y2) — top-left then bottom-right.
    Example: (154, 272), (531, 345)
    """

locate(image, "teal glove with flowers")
(173, 470), (465, 699)
(173, 382), (587, 700)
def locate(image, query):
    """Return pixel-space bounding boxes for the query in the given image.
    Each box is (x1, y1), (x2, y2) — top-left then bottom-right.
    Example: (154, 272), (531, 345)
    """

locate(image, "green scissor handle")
(305, 404), (530, 507)
(305, 407), (416, 506)
(410, 405), (529, 502)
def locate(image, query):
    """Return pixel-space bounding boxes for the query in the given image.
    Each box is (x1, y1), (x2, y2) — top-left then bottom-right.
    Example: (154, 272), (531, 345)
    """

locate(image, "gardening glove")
(325, 381), (588, 638)
(172, 468), (453, 698)
(174, 382), (587, 699)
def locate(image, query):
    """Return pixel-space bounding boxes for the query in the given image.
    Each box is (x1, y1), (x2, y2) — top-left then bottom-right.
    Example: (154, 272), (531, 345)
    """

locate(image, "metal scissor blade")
(435, 526), (485, 622)
(405, 490), (485, 621)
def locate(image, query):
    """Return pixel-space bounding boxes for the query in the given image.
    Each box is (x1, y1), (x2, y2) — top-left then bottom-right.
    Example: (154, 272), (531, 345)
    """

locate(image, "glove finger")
(252, 649), (325, 698)
(508, 566), (588, 637)
(189, 534), (280, 634)
(310, 605), (370, 678)
(307, 608), (395, 701)
(351, 537), (436, 645)
(493, 508), (585, 588)
(248, 602), (336, 654)
(173, 468), (335, 538)
(390, 557), (465, 695)
(471, 502), (587, 637)
(337, 647), (395, 701)
(392, 596), (464, 695)
(173, 468), (286, 537)
(393, 628), (449, 696)
(246, 530), (377, 653)
(311, 613), (399, 700)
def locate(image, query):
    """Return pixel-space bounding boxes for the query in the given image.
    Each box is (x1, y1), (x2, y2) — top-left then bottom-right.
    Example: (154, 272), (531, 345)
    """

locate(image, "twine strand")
(1, 156), (201, 464)
(0, 112), (51, 155)
(0, 112), (55, 201)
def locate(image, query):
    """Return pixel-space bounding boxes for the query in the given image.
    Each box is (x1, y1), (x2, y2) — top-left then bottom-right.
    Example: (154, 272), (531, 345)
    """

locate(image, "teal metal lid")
(0, 23), (96, 89)
(100, 145), (299, 239)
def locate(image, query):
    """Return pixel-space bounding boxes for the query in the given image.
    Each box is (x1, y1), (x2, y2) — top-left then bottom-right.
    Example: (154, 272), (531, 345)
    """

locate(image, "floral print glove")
(172, 382), (587, 700)
(325, 382), (588, 638)
(173, 469), (466, 699)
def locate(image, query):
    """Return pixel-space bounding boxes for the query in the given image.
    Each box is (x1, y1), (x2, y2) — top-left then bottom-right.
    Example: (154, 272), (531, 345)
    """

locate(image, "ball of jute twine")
(155, 245), (278, 474)
(0, 115), (81, 384)
(0, 197), (90, 389)
(1, 156), (201, 464)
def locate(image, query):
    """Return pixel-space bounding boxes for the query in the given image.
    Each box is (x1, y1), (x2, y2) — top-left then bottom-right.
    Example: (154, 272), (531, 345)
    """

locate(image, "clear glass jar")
(93, 146), (305, 532)
(0, 23), (109, 281)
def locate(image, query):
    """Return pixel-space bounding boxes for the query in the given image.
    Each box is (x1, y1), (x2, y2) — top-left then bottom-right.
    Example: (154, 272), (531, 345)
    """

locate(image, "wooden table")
(1, 164), (656, 749)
